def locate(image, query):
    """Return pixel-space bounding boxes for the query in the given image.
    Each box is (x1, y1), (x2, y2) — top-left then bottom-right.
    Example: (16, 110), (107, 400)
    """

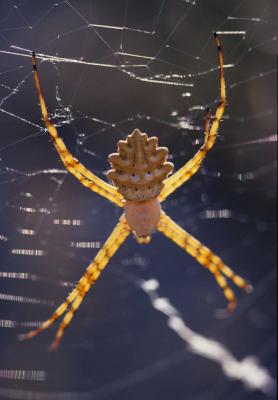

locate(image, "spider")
(19, 33), (252, 350)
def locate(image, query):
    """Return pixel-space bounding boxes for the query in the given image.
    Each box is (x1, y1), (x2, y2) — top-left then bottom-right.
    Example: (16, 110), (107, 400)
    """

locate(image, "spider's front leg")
(159, 32), (227, 202)
(19, 215), (131, 350)
(32, 52), (124, 207)
(157, 212), (252, 311)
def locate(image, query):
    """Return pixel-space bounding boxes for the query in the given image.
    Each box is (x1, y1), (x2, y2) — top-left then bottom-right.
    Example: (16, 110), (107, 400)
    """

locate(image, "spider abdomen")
(124, 198), (161, 240)
(107, 129), (173, 201)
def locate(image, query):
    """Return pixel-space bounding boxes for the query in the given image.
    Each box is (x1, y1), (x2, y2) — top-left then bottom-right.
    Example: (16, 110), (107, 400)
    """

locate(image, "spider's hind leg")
(18, 288), (78, 342)
(157, 212), (252, 311)
(19, 215), (131, 349)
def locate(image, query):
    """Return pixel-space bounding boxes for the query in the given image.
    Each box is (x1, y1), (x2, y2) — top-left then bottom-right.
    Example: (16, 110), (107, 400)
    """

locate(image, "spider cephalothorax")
(20, 34), (252, 351)
(107, 129), (173, 242)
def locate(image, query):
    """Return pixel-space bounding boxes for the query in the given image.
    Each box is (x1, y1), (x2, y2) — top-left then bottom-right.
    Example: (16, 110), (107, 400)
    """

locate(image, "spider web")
(0, 0), (277, 399)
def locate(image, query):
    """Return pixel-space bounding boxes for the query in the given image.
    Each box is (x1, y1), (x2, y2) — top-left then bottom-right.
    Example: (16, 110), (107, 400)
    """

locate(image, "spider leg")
(157, 212), (252, 311)
(159, 32), (226, 202)
(18, 289), (79, 342)
(32, 52), (124, 207)
(19, 215), (131, 350)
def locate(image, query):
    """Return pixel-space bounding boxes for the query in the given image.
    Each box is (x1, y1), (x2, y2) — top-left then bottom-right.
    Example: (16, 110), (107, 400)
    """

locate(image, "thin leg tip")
(32, 52), (37, 69)
(227, 302), (237, 313)
(17, 332), (31, 342)
(50, 340), (60, 352)
(18, 328), (41, 341)
(213, 32), (221, 48)
(245, 283), (253, 294)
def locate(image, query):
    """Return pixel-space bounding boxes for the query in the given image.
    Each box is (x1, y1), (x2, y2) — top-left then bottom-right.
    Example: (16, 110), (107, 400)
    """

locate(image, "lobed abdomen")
(107, 129), (173, 202)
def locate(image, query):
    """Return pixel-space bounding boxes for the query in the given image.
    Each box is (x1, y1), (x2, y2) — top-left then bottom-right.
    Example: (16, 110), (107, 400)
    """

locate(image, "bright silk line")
(139, 279), (276, 395)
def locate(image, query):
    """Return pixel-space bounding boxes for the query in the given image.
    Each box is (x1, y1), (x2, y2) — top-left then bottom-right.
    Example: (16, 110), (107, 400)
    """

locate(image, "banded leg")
(157, 212), (252, 311)
(32, 52), (124, 207)
(19, 215), (131, 350)
(159, 32), (227, 202)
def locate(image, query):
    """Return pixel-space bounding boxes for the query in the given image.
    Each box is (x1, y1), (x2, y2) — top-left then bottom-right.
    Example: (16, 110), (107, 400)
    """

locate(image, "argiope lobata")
(19, 33), (252, 350)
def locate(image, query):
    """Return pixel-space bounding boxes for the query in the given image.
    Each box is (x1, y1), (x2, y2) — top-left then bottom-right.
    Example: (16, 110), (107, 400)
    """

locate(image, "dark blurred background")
(0, 1), (277, 399)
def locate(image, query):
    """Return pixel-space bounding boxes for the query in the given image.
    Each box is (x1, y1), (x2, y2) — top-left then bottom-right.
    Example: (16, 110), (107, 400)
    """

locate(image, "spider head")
(124, 199), (160, 244)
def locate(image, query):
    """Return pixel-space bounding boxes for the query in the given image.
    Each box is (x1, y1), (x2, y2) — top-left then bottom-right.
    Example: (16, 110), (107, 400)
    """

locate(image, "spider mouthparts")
(136, 235), (151, 244)
(213, 31), (217, 37)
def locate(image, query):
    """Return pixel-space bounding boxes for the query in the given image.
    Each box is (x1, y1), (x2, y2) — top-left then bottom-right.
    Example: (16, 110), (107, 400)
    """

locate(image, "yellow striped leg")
(157, 212), (252, 311)
(159, 32), (227, 202)
(32, 53), (124, 207)
(19, 215), (131, 350)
